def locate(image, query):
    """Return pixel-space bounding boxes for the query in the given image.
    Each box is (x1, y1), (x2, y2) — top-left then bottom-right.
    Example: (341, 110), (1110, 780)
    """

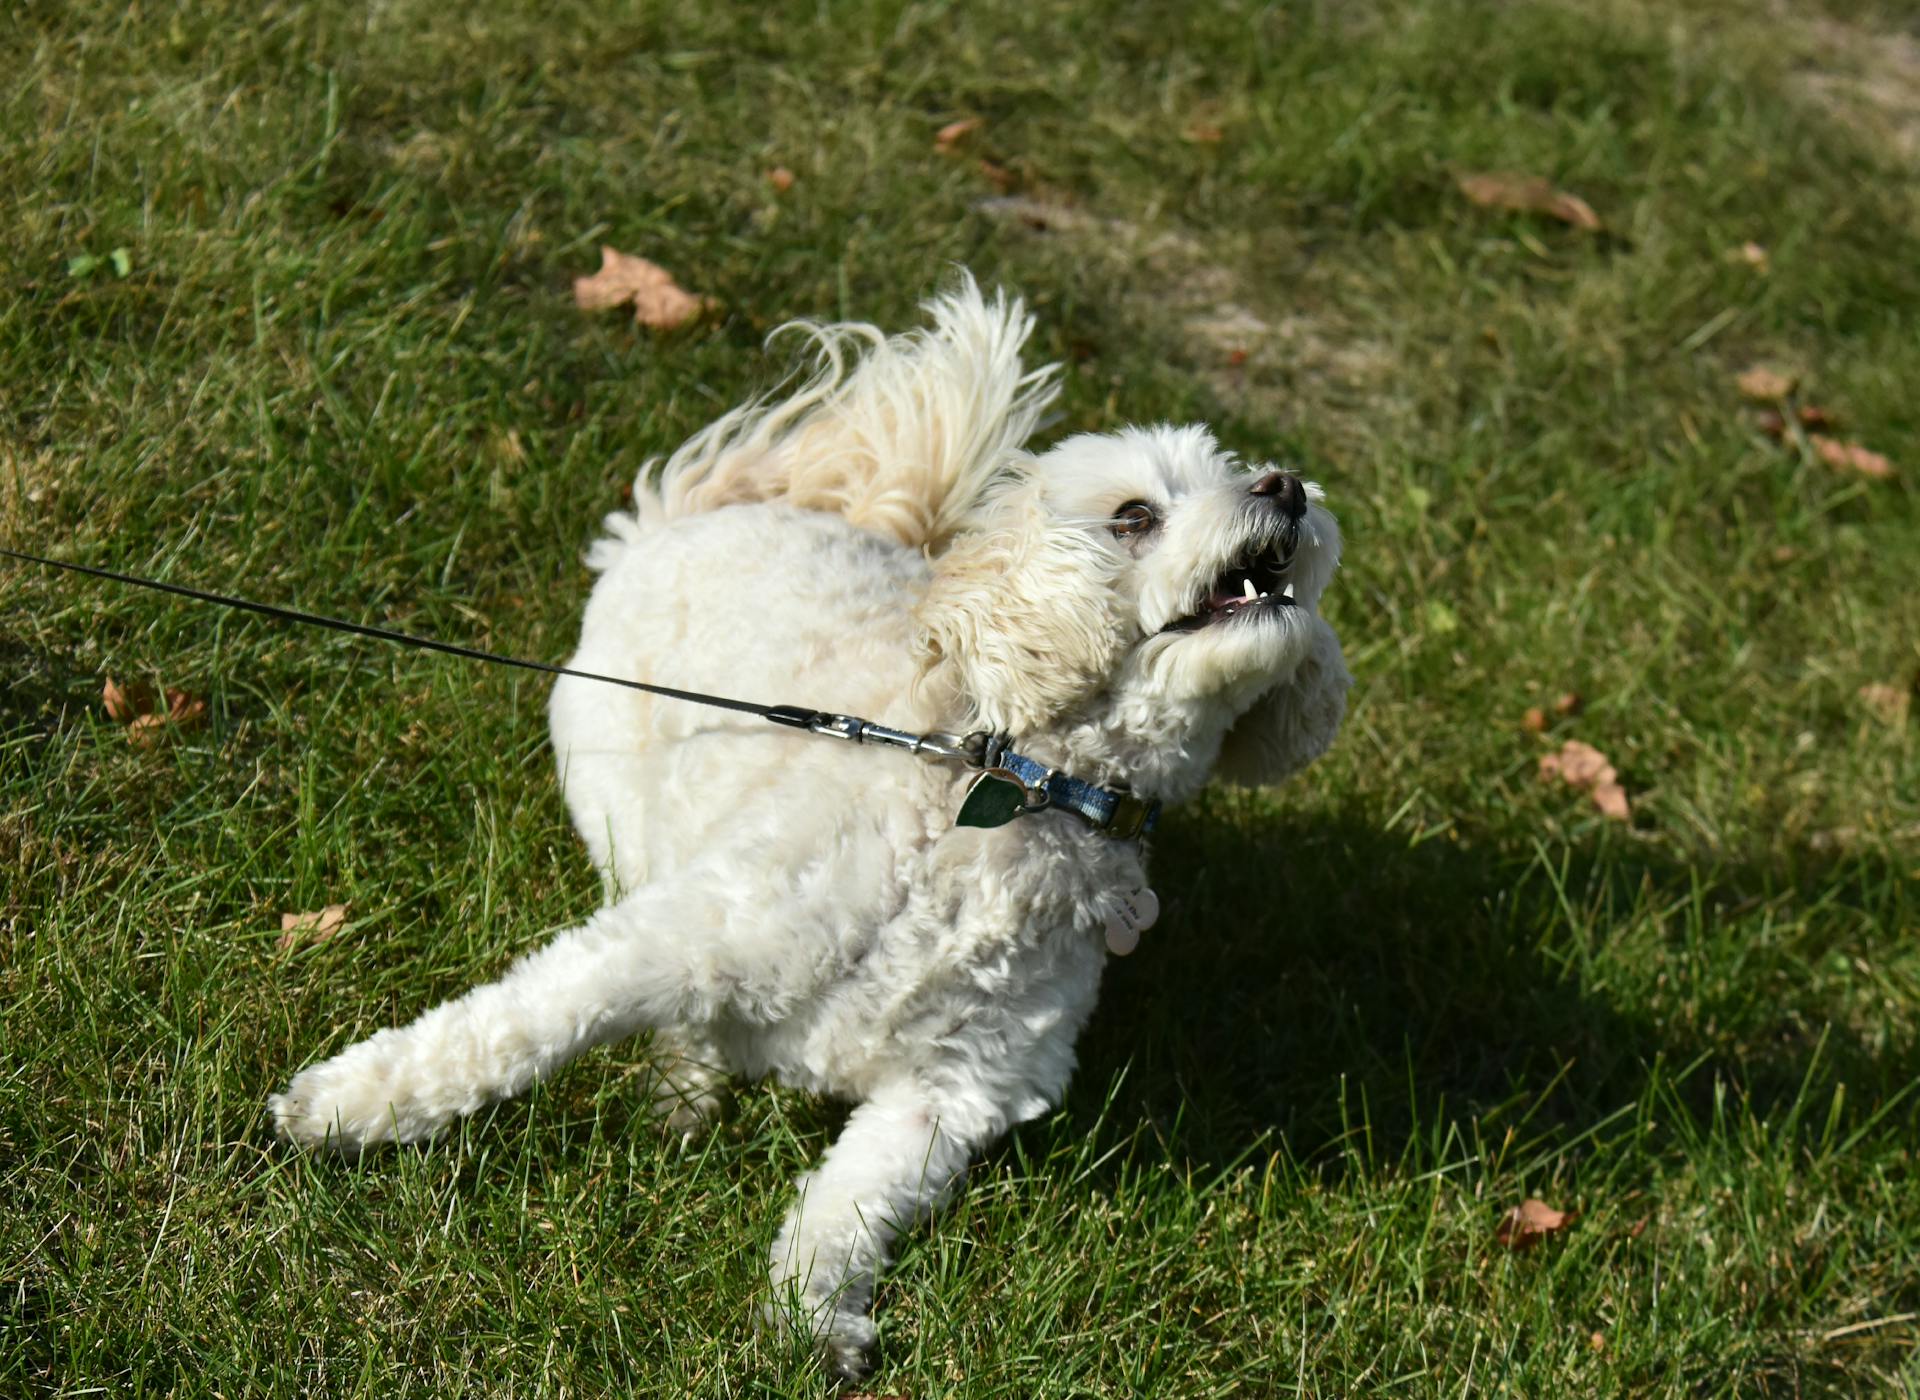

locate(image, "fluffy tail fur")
(616, 273), (1058, 555)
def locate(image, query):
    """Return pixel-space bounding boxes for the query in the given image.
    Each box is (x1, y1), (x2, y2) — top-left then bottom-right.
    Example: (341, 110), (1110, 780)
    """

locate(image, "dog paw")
(643, 1035), (731, 1144)
(821, 1314), (877, 1382)
(656, 1083), (726, 1145)
(269, 1034), (418, 1152)
(760, 1292), (877, 1380)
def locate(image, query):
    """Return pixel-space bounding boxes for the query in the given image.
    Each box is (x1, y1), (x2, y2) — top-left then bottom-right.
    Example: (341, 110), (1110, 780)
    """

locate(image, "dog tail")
(617, 272), (1059, 553)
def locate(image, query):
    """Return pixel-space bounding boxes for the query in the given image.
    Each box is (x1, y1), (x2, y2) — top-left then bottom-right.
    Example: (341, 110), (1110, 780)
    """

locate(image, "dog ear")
(1214, 615), (1351, 787)
(915, 479), (1128, 734)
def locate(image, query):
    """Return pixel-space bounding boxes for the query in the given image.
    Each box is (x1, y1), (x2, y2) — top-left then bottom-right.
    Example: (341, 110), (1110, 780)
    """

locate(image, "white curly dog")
(270, 275), (1348, 1375)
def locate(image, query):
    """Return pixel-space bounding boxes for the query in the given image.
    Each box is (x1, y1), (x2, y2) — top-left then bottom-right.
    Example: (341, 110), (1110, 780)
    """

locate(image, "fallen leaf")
(126, 713), (169, 747)
(1797, 404), (1837, 431)
(102, 675), (144, 723)
(1756, 408), (1787, 439)
(1495, 1197), (1577, 1251)
(1540, 739), (1609, 786)
(572, 247), (714, 330)
(1589, 1330), (1608, 1352)
(1539, 739), (1631, 821)
(1553, 691), (1583, 717)
(1736, 366), (1795, 402)
(934, 117), (983, 153)
(767, 167), (795, 192)
(1590, 780), (1631, 822)
(279, 903), (349, 950)
(105, 676), (203, 743)
(1859, 682), (1911, 724)
(165, 687), (207, 727)
(1224, 347), (1250, 368)
(1184, 121), (1225, 145)
(1455, 172), (1601, 231)
(1521, 706), (1548, 733)
(1809, 435), (1894, 480)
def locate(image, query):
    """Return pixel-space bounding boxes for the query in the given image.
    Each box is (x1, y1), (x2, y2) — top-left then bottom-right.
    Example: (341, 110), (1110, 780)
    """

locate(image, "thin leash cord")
(0, 544), (792, 722)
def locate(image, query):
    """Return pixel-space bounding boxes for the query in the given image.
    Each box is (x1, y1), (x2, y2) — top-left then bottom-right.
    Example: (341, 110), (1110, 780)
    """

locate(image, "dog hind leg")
(270, 881), (742, 1153)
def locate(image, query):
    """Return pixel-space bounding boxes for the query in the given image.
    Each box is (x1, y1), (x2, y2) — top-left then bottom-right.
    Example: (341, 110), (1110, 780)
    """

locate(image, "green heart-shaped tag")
(955, 769), (1030, 828)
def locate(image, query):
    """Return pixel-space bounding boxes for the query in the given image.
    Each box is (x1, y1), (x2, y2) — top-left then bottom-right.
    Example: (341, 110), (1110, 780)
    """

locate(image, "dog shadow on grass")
(1059, 798), (1918, 1182)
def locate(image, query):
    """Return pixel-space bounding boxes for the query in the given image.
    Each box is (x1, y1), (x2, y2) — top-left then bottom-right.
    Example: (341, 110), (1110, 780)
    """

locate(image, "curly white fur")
(270, 273), (1349, 1377)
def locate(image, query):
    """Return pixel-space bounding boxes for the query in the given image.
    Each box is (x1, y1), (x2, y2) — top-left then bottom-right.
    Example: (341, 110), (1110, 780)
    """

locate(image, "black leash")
(0, 544), (839, 734)
(2, 546), (1166, 838)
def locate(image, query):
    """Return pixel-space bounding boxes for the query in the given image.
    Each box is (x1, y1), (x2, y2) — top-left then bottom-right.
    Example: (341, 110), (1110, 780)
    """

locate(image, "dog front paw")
(762, 1286), (877, 1380)
(270, 1032), (423, 1153)
(820, 1312), (876, 1382)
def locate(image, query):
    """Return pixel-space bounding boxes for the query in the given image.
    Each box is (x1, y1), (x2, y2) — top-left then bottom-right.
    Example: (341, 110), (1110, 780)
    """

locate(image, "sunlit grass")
(4, 0), (1918, 1393)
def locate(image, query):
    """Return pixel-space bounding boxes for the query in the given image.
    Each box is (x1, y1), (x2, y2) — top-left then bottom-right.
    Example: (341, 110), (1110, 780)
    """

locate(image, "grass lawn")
(5, 0), (1920, 1393)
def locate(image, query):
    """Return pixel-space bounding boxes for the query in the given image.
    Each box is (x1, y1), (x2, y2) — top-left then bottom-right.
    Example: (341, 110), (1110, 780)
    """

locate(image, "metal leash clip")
(765, 705), (990, 766)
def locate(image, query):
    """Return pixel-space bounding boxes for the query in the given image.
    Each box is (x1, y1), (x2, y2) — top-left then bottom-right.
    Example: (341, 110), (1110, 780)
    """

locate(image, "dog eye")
(1110, 501), (1156, 538)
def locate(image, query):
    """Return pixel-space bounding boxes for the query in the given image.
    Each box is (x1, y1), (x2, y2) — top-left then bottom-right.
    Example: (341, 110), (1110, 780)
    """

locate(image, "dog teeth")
(1241, 578), (1258, 601)
(1281, 581), (1295, 600)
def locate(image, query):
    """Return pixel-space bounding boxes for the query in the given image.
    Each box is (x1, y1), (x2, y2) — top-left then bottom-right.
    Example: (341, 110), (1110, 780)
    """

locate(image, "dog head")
(916, 424), (1349, 792)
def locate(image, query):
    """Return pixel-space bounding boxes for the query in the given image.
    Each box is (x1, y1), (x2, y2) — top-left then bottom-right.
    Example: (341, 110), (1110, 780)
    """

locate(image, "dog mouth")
(1162, 543), (1297, 633)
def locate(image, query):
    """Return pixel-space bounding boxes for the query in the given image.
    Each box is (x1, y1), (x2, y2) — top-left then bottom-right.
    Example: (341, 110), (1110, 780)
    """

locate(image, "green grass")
(5, 0), (1920, 1393)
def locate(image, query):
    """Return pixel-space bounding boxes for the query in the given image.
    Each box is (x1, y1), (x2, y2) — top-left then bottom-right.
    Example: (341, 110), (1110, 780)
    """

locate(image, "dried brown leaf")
(767, 167), (795, 192)
(1539, 739), (1631, 821)
(1521, 706), (1548, 733)
(1809, 434), (1895, 480)
(933, 117), (983, 153)
(126, 712), (169, 747)
(572, 247), (714, 330)
(1797, 404), (1838, 431)
(1736, 366), (1796, 402)
(102, 675), (143, 723)
(1455, 172), (1601, 231)
(279, 903), (349, 950)
(1553, 691), (1583, 717)
(164, 687), (207, 728)
(1183, 122), (1225, 145)
(1544, 739), (1612, 787)
(1495, 1197), (1577, 1250)
(1591, 780), (1631, 822)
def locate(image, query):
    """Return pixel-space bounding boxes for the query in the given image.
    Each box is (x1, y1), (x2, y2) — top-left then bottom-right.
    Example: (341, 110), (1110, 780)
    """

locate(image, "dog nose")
(1249, 470), (1307, 520)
